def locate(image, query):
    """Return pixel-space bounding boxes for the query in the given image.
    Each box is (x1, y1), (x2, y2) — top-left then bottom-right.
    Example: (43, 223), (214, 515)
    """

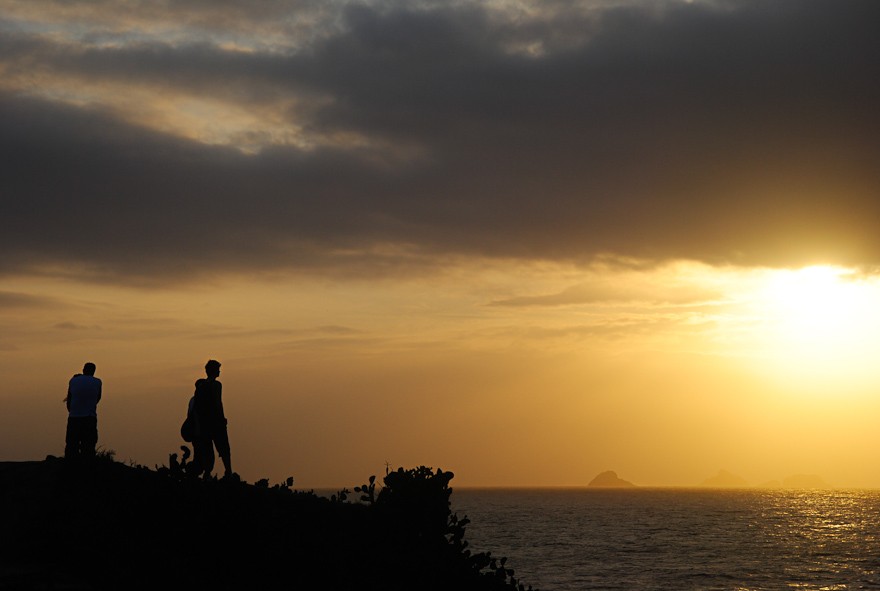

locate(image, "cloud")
(52, 321), (95, 330)
(0, 291), (57, 309)
(476, 312), (718, 345)
(490, 282), (722, 307)
(2, 0), (880, 284)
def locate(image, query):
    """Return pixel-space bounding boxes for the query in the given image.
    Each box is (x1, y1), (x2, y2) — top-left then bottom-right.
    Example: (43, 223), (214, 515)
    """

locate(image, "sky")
(3, 0), (880, 488)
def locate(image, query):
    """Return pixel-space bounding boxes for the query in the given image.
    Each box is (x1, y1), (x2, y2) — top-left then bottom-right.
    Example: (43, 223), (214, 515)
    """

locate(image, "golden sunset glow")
(764, 266), (866, 338)
(3, 0), (880, 491)
(749, 266), (880, 386)
(4, 258), (880, 488)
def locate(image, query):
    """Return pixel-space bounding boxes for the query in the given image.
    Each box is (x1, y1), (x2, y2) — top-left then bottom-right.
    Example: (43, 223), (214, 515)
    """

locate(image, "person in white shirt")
(64, 362), (102, 459)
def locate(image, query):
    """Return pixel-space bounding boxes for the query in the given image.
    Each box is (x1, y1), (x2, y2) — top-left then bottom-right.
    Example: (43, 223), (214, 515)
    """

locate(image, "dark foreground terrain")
(0, 454), (534, 591)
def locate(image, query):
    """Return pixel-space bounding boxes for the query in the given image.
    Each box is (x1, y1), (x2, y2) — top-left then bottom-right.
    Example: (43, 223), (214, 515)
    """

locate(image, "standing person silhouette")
(192, 359), (232, 479)
(64, 362), (102, 459)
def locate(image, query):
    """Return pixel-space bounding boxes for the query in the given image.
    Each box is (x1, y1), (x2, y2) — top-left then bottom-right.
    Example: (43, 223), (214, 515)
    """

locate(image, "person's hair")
(205, 359), (221, 371)
(82, 362), (96, 376)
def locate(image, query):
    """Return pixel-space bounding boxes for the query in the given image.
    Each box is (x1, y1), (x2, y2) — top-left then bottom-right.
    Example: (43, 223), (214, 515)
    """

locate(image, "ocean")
(451, 488), (880, 591)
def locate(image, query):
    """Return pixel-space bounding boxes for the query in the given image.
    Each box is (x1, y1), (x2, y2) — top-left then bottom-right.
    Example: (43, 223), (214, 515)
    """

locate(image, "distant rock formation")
(782, 474), (830, 489)
(700, 469), (749, 488)
(588, 470), (636, 488)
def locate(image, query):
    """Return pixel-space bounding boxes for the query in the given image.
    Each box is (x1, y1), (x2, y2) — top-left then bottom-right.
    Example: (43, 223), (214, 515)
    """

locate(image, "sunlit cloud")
(0, 0), (344, 52)
(0, 41), (343, 153)
(3, 0), (880, 282)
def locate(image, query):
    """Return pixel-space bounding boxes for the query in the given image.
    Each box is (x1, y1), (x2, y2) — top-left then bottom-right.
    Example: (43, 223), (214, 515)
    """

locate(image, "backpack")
(180, 415), (196, 442)
(180, 395), (197, 442)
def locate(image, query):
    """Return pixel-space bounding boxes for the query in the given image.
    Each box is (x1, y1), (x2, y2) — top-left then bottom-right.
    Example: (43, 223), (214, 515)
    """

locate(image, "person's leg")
(64, 418), (79, 459)
(82, 417), (98, 458)
(214, 427), (232, 477)
(220, 454), (232, 478)
(201, 437), (216, 478)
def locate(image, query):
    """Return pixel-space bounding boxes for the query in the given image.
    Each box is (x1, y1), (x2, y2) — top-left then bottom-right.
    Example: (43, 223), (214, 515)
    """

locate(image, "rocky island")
(587, 470), (636, 488)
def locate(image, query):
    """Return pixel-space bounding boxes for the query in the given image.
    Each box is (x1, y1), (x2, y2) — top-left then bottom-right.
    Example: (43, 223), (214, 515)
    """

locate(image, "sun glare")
(756, 265), (880, 383)
(765, 266), (860, 335)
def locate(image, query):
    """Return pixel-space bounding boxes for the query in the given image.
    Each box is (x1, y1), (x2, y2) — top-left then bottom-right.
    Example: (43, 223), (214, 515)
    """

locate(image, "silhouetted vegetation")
(0, 453), (536, 591)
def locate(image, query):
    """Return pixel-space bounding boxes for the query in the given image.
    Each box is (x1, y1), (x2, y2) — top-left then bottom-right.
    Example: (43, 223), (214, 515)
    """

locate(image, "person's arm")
(96, 379), (102, 403)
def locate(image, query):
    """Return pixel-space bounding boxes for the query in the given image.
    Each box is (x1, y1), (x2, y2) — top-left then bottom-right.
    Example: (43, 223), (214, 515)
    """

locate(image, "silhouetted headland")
(1, 452), (536, 591)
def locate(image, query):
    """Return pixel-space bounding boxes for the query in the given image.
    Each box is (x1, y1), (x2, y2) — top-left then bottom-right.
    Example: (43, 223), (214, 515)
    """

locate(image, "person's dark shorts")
(65, 416), (98, 457)
(211, 424), (231, 459)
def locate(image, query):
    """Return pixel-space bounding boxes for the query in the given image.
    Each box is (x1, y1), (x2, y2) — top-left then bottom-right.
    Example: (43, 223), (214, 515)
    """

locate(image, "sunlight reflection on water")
(453, 488), (880, 591)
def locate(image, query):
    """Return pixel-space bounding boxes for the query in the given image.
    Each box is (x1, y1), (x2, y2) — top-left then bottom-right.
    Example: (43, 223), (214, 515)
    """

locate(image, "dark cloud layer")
(3, 0), (880, 283)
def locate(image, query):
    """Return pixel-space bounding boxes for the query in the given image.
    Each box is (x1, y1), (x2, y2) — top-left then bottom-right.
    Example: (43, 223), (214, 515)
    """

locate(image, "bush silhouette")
(0, 456), (536, 591)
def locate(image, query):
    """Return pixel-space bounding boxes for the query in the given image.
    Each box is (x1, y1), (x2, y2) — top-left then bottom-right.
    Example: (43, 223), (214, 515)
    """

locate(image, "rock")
(588, 470), (636, 488)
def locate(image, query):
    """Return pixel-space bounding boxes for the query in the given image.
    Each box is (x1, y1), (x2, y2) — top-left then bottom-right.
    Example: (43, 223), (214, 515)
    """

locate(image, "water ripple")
(454, 489), (880, 590)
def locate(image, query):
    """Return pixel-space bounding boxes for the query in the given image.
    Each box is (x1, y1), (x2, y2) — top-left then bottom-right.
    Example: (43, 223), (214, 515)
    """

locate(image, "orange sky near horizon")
(4, 261), (880, 489)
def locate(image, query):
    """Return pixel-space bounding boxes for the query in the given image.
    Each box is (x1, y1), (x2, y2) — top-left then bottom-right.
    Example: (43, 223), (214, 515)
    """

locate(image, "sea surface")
(451, 488), (880, 591)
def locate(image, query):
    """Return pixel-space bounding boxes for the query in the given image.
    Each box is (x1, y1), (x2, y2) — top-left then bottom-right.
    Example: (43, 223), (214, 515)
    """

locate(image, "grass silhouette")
(1, 451), (536, 591)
